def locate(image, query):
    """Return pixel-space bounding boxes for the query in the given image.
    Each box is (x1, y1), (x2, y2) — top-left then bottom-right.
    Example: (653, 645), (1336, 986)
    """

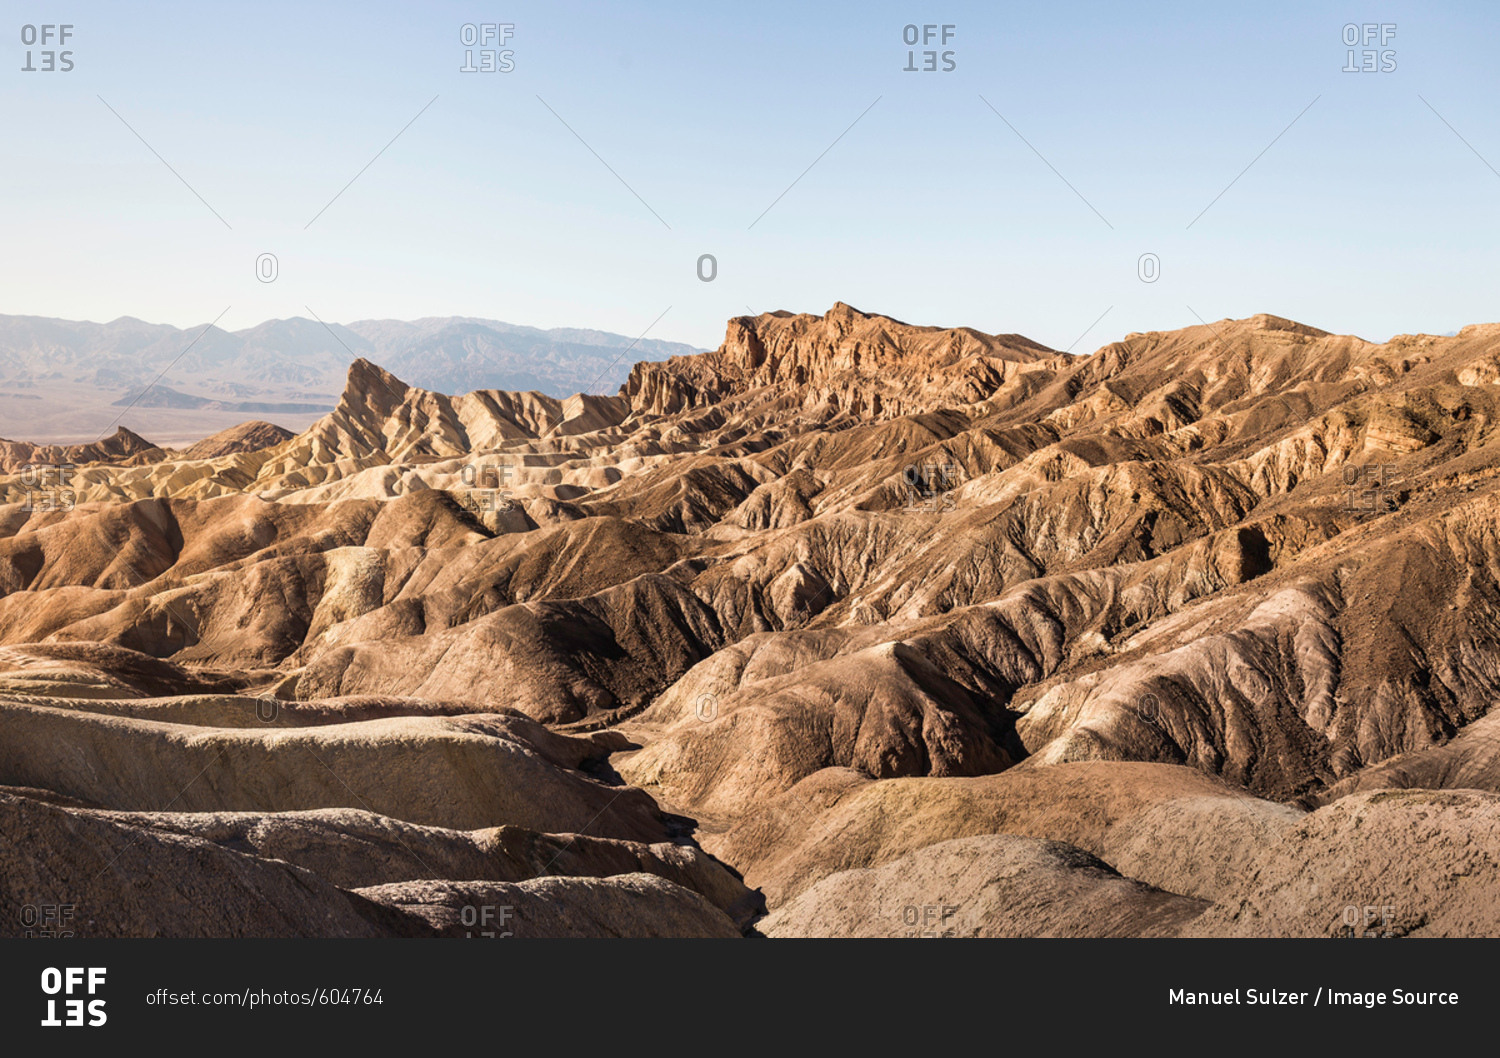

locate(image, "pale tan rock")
(759, 835), (1207, 938)
(356, 873), (740, 938)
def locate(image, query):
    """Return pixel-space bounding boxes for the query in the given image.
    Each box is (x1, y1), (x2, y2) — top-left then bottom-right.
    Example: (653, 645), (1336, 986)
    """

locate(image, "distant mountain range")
(0, 314), (704, 410)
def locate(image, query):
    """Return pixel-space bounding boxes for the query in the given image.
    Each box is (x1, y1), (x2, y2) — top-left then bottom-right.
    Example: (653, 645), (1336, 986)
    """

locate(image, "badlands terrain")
(4, 302), (1500, 937)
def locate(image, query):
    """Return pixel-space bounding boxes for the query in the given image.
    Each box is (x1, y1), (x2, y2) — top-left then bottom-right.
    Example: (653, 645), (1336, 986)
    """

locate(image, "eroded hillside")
(5, 303), (1500, 937)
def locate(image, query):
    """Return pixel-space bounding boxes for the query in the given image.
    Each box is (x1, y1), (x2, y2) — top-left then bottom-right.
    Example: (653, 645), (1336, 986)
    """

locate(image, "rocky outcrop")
(0, 427), (159, 474)
(178, 421), (295, 460)
(759, 834), (1208, 938)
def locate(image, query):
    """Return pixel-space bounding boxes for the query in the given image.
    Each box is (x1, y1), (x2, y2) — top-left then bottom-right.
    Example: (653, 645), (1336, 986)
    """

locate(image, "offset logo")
(461, 904), (514, 937)
(20, 24), (73, 71)
(460, 23), (515, 72)
(461, 461), (516, 512)
(902, 24), (956, 72)
(902, 460), (962, 512)
(19, 904), (76, 938)
(18, 463), (76, 512)
(1342, 904), (1398, 938)
(40, 967), (107, 1027)
(1343, 23), (1396, 72)
(1342, 463), (1400, 514)
(902, 904), (961, 937)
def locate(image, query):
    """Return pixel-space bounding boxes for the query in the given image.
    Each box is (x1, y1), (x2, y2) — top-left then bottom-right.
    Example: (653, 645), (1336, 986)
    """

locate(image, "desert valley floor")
(4, 303), (1500, 938)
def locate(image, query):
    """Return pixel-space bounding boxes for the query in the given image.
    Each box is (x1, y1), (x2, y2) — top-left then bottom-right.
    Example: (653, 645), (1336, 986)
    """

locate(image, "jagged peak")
(344, 357), (410, 400)
(99, 426), (156, 453)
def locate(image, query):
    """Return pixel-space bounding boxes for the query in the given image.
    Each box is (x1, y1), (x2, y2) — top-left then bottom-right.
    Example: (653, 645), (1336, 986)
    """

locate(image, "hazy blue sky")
(4, 0), (1498, 351)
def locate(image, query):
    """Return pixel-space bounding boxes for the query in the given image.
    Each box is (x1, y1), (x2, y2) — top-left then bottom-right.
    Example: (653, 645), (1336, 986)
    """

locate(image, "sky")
(3, 0), (1498, 352)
